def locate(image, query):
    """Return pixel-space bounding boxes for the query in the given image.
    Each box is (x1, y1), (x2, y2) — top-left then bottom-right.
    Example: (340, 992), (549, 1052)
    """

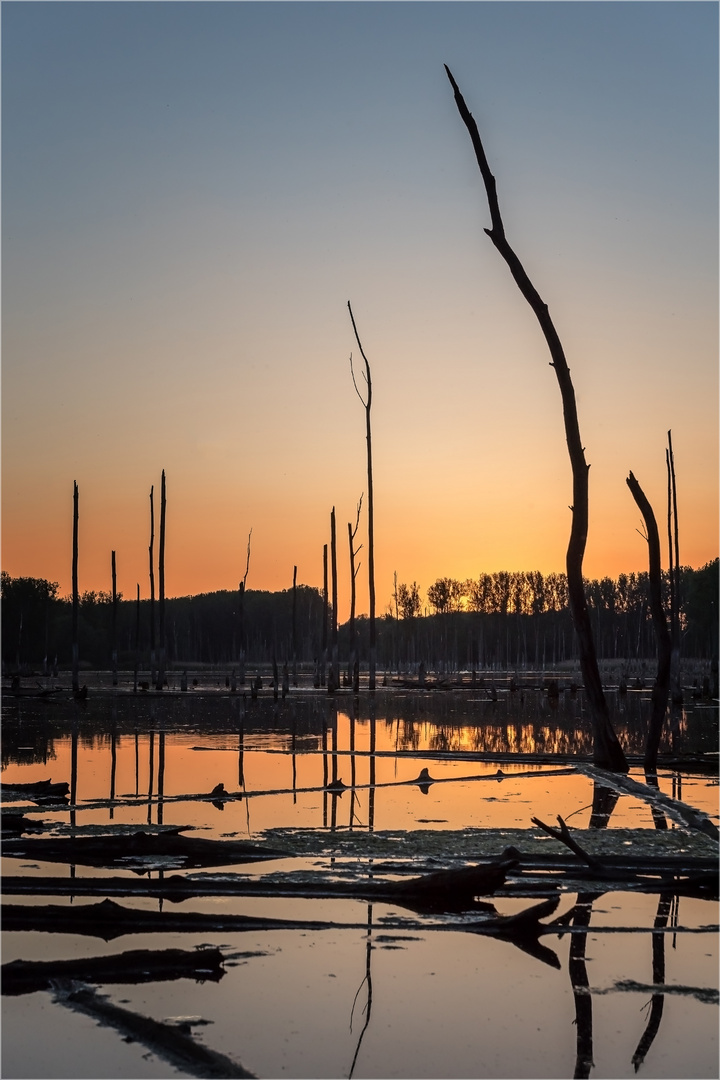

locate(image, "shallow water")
(2, 687), (718, 1078)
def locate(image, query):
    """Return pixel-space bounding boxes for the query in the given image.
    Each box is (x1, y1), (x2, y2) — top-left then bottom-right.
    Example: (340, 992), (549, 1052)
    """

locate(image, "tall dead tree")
(348, 494), (363, 690)
(237, 530), (252, 685)
(71, 481), (79, 694)
(148, 485), (156, 686)
(111, 551), (118, 687)
(321, 543), (329, 687)
(445, 66), (627, 771)
(291, 565), (298, 686)
(156, 470), (166, 691)
(348, 301), (376, 691)
(133, 584), (140, 693)
(666, 431), (682, 703)
(330, 507), (339, 691)
(626, 471), (671, 772)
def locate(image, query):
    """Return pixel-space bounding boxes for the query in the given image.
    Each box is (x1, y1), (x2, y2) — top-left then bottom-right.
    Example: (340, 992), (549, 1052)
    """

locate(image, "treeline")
(2, 561), (717, 674)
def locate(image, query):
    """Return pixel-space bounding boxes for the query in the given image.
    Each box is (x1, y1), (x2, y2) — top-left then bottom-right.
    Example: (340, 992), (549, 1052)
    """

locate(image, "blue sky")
(3, 2), (717, 607)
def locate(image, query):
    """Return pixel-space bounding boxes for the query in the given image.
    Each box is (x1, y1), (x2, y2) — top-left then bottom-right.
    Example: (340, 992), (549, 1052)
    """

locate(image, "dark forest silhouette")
(2, 561), (717, 676)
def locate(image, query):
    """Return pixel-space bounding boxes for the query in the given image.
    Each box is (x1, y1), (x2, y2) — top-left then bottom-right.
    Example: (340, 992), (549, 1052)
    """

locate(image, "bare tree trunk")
(330, 508), (339, 692)
(348, 495), (363, 688)
(626, 472), (671, 771)
(348, 302), (376, 691)
(237, 582), (245, 685)
(71, 481), (79, 694)
(445, 66), (627, 771)
(133, 584), (140, 693)
(111, 550), (118, 686)
(148, 486), (156, 687)
(321, 543), (328, 687)
(292, 565), (298, 686)
(156, 470), (166, 690)
(238, 531), (251, 685)
(667, 431), (682, 703)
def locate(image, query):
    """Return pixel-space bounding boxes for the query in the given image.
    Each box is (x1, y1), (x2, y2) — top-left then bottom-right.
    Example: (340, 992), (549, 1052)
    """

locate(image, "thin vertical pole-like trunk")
(330, 507), (339, 691)
(626, 472), (671, 771)
(238, 530), (251, 684)
(666, 449), (676, 636)
(321, 543), (328, 687)
(71, 481), (79, 694)
(348, 302), (376, 690)
(157, 730), (165, 827)
(292, 565), (298, 686)
(111, 550), (118, 687)
(148, 486), (156, 687)
(667, 431), (682, 702)
(348, 495), (363, 691)
(445, 66), (627, 771)
(133, 584), (140, 693)
(156, 470), (166, 690)
(238, 582), (245, 684)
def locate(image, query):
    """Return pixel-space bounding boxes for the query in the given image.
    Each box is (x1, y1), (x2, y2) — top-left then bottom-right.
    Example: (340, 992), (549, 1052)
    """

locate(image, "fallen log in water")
(531, 815), (718, 898)
(1, 812), (45, 835)
(0, 779), (69, 802)
(575, 764), (720, 840)
(381, 858), (515, 911)
(1, 859), (515, 912)
(52, 982), (255, 1079)
(1, 946), (225, 996)
(1, 898), (359, 940)
(2, 830), (285, 870)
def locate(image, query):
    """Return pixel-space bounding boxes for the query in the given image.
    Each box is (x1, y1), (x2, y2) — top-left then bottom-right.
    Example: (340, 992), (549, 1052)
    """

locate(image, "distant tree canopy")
(2, 561), (717, 671)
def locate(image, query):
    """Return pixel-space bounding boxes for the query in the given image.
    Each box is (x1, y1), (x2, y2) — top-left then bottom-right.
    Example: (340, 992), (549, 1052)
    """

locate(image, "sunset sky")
(3, 2), (718, 619)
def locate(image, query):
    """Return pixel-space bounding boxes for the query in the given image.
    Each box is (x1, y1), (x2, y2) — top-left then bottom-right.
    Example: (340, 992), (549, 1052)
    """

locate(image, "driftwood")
(531, 815), (718, 897)
(1, 898), (361, 940)
(2, 830), (284, 870)
(2, 946), (224, 996)
(1, 859), (514, 911)
(1, 779), (69, 801)
(1, 812), (45, 835)
(52, 982), (255, 1079)
(575, 764), (720, 840)
(378, 857), (516, 911)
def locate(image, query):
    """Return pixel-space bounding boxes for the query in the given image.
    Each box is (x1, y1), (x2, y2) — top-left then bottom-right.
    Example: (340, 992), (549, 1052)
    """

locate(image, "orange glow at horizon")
(3, 4), (717, 620)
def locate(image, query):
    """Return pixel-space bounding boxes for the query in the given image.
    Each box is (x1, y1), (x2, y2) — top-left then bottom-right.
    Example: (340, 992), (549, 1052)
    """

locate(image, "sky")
(2, 1), (718, 619)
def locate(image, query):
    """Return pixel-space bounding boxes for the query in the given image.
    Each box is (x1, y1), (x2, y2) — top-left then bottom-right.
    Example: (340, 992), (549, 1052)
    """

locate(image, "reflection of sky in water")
(1, 694), (717, 837)
(2, 694), (717, 1079)
(3, 896), (718, 1080)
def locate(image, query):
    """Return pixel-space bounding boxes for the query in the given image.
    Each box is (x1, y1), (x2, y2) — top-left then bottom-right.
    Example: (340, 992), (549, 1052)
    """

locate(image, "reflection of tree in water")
(1, 691), (709, 765)
(348, 903), (374, 1079)
(631, 893), (673, 1073)
(566, 782), (672, 1078)
(384, 692), (694, 757)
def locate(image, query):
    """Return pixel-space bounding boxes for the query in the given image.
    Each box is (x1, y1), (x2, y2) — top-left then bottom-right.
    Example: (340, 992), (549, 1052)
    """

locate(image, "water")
(2, 685), (718, 1078)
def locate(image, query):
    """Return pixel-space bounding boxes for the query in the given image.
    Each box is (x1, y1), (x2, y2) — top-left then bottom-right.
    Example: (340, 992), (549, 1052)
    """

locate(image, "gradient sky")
(3, 2), (718, 618)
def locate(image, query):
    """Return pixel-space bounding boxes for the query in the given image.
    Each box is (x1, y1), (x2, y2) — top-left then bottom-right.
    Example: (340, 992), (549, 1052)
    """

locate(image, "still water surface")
(2, 688), (718, 1078)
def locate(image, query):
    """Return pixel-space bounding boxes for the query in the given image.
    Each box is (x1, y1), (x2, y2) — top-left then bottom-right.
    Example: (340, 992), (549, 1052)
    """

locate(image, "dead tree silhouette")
(445, 65), (627, 771)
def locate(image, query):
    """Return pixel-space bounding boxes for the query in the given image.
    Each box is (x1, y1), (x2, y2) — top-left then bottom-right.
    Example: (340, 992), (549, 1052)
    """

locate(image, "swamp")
(1, 671), (718, 1079)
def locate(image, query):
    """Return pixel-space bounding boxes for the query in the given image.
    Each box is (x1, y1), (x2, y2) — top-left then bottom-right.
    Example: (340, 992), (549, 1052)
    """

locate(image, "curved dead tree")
(626, 471), (671, 772)
(445, 66), (627, 771)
